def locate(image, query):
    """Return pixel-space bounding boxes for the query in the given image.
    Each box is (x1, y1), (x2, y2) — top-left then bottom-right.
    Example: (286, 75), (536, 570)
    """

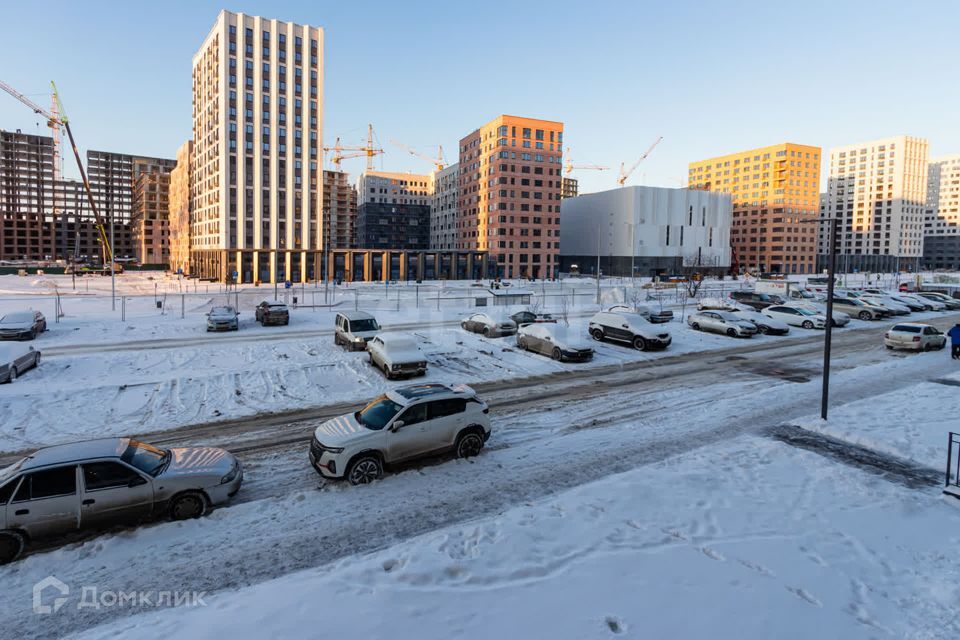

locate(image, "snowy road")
(3, 318), (959, 638)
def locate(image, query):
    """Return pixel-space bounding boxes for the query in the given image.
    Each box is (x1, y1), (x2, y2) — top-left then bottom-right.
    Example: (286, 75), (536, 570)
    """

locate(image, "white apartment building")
(430, 163), (459, 250)
(558, 186), (732, 277)
(356, 170), (432, 206)
(820, 135), (929, 273)
(923, 154), (960, 269)
(191, 10), (323, 283)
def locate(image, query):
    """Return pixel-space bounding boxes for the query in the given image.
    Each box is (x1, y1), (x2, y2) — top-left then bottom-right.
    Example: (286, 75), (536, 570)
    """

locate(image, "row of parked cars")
(205, 301), (290, 331)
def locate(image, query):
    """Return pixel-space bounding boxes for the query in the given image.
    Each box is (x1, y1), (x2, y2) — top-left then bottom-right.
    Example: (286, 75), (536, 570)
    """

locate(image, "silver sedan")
(687, 310), (758, 338)
(0, 437), (242, 564)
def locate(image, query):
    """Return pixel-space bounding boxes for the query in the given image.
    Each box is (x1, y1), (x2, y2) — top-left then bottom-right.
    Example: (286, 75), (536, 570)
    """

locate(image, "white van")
(334, 311), (381, 350)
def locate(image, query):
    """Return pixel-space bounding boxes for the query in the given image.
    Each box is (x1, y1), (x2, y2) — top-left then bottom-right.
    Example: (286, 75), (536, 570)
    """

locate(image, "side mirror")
(390, 420), (405, 432)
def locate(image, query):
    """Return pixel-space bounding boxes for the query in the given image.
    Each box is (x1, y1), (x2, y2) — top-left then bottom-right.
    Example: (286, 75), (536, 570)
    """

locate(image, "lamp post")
(806, 216), (839, 420)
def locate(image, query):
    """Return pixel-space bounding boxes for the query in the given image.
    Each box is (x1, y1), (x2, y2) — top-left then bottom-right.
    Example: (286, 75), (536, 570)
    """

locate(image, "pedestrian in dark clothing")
(949, 323), (960, 360)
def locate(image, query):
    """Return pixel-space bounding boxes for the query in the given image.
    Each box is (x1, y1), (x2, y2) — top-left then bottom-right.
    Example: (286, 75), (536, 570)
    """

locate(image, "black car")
(255, 301), (290, 326)
(509, 311), (556, 327)
(728, 291), (784, 311)
(0, 311), (46, 341)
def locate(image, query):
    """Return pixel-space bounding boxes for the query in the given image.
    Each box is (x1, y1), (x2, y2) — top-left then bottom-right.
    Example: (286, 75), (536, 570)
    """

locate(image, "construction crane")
(617, 136), (663, 187)
(389, 139), (446, 172)
(562, 147), (610, 175)
(0, 79), (119, 271)
(322, 123), (384, 171)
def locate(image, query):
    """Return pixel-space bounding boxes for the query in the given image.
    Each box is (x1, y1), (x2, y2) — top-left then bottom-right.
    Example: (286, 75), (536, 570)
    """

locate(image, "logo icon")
(33, 576), (69, 615)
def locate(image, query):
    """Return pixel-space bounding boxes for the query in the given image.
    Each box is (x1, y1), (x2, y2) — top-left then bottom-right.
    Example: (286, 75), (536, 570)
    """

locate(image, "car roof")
(389, 383), (475, 405)
(339, 311), (376, 320)
(890, 322), (932, 329)
(262, 301), (287, 307)
(21, 437), (129, 471)
(375, 331), (417, 343)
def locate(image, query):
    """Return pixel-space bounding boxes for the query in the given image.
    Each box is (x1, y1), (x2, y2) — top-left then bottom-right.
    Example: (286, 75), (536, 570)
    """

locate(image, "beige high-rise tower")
(190, 10), (323, 283)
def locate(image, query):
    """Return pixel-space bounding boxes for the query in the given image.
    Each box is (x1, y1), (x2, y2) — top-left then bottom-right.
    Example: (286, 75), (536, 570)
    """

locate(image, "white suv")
(309, 384), (491, 484)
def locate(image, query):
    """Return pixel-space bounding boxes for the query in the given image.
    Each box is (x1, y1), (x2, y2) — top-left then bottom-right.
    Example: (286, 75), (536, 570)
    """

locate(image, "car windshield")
(0, 312), (32, 324)
(356, 395), (403, 431)
(0, 457), (26, 483)
(211, 307), (234, 315)
(122, 440), (170, 476)
(350, 319), (379, 332)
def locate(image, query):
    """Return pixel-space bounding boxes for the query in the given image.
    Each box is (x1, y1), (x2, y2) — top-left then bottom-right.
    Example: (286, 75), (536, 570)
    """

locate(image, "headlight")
(220, 462), (240, 484)
(392, 363), (401, 370)
(353, 337), (364, 342)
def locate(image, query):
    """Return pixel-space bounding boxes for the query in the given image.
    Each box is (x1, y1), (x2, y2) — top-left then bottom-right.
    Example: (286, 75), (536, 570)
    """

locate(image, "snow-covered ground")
(798, 368), (960, 470)
(73, 434), (960, 639)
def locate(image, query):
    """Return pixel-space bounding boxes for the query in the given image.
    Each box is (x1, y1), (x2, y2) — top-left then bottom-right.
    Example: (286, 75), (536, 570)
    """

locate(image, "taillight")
(482, 407), (489, 414)
(912, 336), (921, 342)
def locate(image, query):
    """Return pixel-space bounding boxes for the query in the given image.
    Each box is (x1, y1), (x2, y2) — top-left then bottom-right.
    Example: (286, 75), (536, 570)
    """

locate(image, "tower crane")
(562, 147), (610, 174)
(617, 136), (663, 187)
(389, 139), (446, 172)
(0, 79), (118, 270)
(322, 123), (384, 171)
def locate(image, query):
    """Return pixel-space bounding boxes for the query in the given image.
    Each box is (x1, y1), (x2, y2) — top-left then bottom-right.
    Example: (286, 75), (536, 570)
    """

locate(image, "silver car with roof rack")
(309, 383), (491, 485)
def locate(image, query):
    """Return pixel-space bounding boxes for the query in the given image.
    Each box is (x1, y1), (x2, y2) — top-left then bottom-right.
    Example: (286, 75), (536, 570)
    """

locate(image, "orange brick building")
(688, 143), (821, 274)
(457, 115), (564, 279)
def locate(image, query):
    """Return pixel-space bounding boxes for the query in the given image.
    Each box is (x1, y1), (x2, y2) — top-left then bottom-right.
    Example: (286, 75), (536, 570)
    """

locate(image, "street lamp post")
(814, 217), (839, 420)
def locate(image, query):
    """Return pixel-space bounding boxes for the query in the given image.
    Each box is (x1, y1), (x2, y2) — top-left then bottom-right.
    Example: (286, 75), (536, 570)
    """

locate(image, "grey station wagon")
(0, 437), (242, 563)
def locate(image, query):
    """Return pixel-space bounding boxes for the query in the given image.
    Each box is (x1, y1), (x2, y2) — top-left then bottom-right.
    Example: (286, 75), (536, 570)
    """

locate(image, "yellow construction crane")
(322, 124), (384, 171)
(0, 79), (118, 270)
(617, 136), (663, 186)
(562, 147), (610, 175)
(389, 139), (446, 172)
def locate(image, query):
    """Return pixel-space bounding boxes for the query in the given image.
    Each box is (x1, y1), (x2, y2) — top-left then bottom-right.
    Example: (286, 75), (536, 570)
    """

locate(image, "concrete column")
(381, 251), (390, 282)
(399, 252), (408, 281)
(448, 251), (457, 280)
(326, 251), (335, 282)
(362, 252), (372, 282)
(252, 251), (260, 284)
(466, 253), (474, 280)
(269, 251), (277, 285)
(345, 251), (354, 283)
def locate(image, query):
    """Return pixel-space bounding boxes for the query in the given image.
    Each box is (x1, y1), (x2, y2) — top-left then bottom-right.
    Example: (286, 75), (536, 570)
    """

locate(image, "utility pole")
(595, 233), (601, 305)
(110, 210), (116, 311)
(821, 217), (838, 420)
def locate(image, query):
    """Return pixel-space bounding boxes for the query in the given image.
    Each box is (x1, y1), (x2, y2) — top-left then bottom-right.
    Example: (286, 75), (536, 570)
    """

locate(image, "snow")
(71, 435), (960, 640)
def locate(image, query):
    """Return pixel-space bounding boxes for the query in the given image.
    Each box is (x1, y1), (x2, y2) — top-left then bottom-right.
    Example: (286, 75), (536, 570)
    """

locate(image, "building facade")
(688, 142), (821, 275)
(559, 186), (732, 277)
(168, 141), (193, 274)
(819, 135), (929, 273)
(923, 155), (960, 269)
(429, 163), (458, 250)
(87, 150), (176, 261)
(131, 169), (171, 264)
(354, 171), (430, 250)
(561, 176), (578, 199)
(190, 10), (324, 283)
(322, 170), (356, 250)
(457, 115), (564, 279)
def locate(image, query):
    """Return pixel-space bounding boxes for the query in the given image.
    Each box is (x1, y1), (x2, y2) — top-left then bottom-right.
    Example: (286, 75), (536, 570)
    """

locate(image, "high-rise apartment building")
(354, 171), (430, 249)
(168, 141), (193, 274)
(430, 163), (458, 250)
(923, 154), (960, 269)
(688, 142), (821, 275)
(191, 10), (323, 283)
(561, 176), (578, 199)
(131, 169), (171, 264)
(820, 136), (928, 272)
(322, 170), (356, 250)
(457, 115), (564, 279)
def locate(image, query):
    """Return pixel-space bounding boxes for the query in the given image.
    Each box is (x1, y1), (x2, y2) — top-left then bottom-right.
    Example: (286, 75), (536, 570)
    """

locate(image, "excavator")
(0, 79), (122, 274)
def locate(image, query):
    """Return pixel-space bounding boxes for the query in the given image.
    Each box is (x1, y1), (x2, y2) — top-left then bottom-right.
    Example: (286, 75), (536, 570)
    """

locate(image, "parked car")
(0, 311), (46, 341)
(729, 291), (785, 310)
(0, 343), (40, 383)
(762, 305), (827, 329)
(825, 295), (889, 321)
(915, 291), (960, 310)
(509, 310), (556, 326)
(729, 309), (790, 335)
(698, 297), (738, 312)
(898, 293), (946, 311)
(885, 294), (930, 312)
(517, 323), (594, 361)
(367, 333), (427, 379)
(884, 323), (947, 352)
(254, 301), (289, 326)
(784, 301), (850, 327)
(460, 312), (517, 337)
(859, 295), (910, 316)
(334, 311), (381, 350)
(0, 437), (242, 564)
(308, 383), (491, 485)
(687, 310), (758, 337)
(588, 310), (672, 351)
(206, 306), (239, 331)
(631, 305), (675, 324)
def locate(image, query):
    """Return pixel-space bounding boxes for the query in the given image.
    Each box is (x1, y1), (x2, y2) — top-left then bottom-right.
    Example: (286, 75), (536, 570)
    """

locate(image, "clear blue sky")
(1, 0), (957, 194)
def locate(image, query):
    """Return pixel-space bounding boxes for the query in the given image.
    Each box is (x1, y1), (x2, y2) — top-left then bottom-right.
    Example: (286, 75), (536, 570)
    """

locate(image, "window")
(397, 403), (428, 426)
(428, 398), (466, 419)
(83, 462), (142, 491)
(0, 477), (19, 504)
(13, 466), (77, 501)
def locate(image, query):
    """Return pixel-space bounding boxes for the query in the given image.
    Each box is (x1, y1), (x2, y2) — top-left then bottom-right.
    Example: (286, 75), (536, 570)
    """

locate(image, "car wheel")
(885, 345), (894, 350)
(937, 341), (946, 351)
(691, 322), (701, 331)
(0, 531), (25, 565)
(169, 492), (207, 520)
(518, 337), (528, 351)
(347, 455), (382, 485)
(757, 325), (769, 335)
(7, 367), (17, 383)
(34, 353), (40, 367)
(726, 328), (737, 337)
(382, 363), (393, 379)
(551, 347), (563, 361)
(590, 328), (604, 341)
(334, 334), (341, 346)
(482, 326), (491, 337)
(858, 311), (872, 321)
(802, 321), (814, 329)
(632, 336), (647, 351)
(455, 430), (484, 459)
(27, 331), (36, 340)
